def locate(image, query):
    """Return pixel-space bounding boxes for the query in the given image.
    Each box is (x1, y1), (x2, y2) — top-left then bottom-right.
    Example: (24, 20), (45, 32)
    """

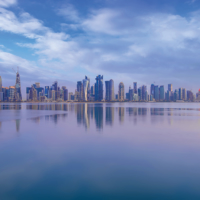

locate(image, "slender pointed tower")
(14, 69), (22, 101)
(0, 76), (2, 92)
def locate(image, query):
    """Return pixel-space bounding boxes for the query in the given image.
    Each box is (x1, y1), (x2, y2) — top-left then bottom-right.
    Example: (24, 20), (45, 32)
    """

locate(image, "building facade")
(105, 79), (114, 101)
(95, 75), (103, 101)
(118, 82), (124, 101)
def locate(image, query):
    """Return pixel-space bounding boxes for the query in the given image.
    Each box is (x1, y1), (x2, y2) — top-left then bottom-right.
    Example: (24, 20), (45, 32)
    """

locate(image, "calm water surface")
(0, 103), (200, 200)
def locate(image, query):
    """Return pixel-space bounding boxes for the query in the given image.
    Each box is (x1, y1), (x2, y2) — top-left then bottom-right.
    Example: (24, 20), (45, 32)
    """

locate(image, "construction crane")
(12, 67), (19, 74)
(12, 68), (16, 74)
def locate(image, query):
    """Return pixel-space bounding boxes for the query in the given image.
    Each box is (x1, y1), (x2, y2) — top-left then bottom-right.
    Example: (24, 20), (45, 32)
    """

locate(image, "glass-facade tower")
(95, 75), (103, 101)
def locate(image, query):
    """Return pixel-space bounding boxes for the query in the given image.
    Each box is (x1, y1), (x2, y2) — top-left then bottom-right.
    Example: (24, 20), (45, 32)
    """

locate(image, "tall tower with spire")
(14, 69), (22, 101)
(0, 76), (2, 92)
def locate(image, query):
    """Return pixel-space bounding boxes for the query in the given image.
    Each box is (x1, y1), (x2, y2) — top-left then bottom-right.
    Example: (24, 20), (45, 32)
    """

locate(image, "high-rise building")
(91, 85), (95, 96)
(126, 92), (130, 100)
(26, 87), (31, 101)
(45, 86), (50, 98)
(118, 82), (124, 101)
(187, 90), (194, 102)
(83, 78), (89, 101)
(182, 88), (186, 100)
(95, 75), (103, 101)
(35, 83), (40, 88)
(0, 92), (3, 101)
(150, 84), (155, 98)
(105, 79), (114, 101)
(159, 85), (165, 100)
(154, 86), (159, 101)
(85, 76), (90, 100)
(63, 88), (68, 101)
(29, 85), (37, 101)
(141, 85), (147, 101)
(179, 88), (183, 100)
(52, 81), (58, 91)
(133, 82), (137, 94)
(69, 92), (73, 101)
(77, 81), (83, 101)
(2, 87), (9, 101)
(0, 76), (2, 92)
(105, 81), (110, 101)
(168, 84), (173, 92)
(14, 71), (22, 101)
(52, 90), (56, 101)
(138, 87), (142, 100)
(0, 76), (3, 101)
(9, 86), (15, 101)
(174, 89), (179, 101)
(196, 90), (200, 101)
(129, 86), (133, 101)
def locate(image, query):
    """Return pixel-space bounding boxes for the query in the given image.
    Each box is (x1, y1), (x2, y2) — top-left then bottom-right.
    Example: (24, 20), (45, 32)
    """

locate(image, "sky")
(0, 0), (200, 97)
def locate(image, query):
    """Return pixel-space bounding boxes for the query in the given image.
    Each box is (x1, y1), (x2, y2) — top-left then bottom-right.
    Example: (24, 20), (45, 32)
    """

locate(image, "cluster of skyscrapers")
(0, 71), (22, 102)
(1, 72), (200, 102)
(26, 81), (68, 102)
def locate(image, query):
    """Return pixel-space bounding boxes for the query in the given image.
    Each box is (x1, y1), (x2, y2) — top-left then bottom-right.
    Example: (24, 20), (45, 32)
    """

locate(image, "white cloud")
(82, 9), (120, 35)
(0, 50), (38, 73)
(57, 4), (80, 22)
(0, 0), (16, 7)
(0, 8), (47, 38)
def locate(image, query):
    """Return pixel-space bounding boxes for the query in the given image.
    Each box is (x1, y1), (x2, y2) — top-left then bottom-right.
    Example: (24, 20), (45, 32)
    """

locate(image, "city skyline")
(0, 73), (200, 102)
(1, 0), (200, 95)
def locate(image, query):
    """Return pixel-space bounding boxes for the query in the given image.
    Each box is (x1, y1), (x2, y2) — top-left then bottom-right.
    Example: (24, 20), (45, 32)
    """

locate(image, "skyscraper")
(105, 79), (114, 101)
(141, 85), (147, 101)
(179, 88), (183, 100)
(35, 83), (40, 88)
(26, 87), (31, 101)
(0, 76), (2, 102)
(159, 85), (165, 100)
(129, 86), (133, 101)
(14, 71), (22, 101)
(0, 76), (2, 92)
(77, 81), (83, 101)
(174, 89), (179, 101)
(118, 82), (124, 101)
(168, 84), (173, 92)
(63, 88), (68, 101)
(85, 76), (90, 100)
(95, 75), (103, 101)
(52, 81), (58, 91)
(45, 86), (50, 98)
(133, 82), (137, 94)
(182, 88), (186, 100)
(91, 85), (95, 96)
(150, 84), (155, 98)
(154, 86), (159, 101)
(83, 78), (89, 101)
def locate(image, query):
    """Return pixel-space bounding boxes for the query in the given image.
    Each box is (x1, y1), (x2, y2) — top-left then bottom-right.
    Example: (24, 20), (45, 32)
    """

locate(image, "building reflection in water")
(118, 107), (124, 124)
(1, 103), (196, 131)
(94, 104), (103, 130)
(29, 114), (68, 124)
(0, 104), (21, 110)
(26, 104), (69, 111)
(106, 106), (114, 126)
(16, 119), (20, 132)
(75, 104), (90, 129)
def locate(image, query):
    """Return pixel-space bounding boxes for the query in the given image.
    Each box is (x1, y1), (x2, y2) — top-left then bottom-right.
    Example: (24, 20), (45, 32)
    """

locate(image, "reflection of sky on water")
(1, 103), (200, 199)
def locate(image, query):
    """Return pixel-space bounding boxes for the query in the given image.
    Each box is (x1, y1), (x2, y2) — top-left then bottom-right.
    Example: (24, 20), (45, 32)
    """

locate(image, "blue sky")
(0, 0), (200, 96)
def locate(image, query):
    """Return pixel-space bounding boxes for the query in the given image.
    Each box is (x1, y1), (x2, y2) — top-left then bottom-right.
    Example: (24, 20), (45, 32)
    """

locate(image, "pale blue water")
(0, 103), (200, 200)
